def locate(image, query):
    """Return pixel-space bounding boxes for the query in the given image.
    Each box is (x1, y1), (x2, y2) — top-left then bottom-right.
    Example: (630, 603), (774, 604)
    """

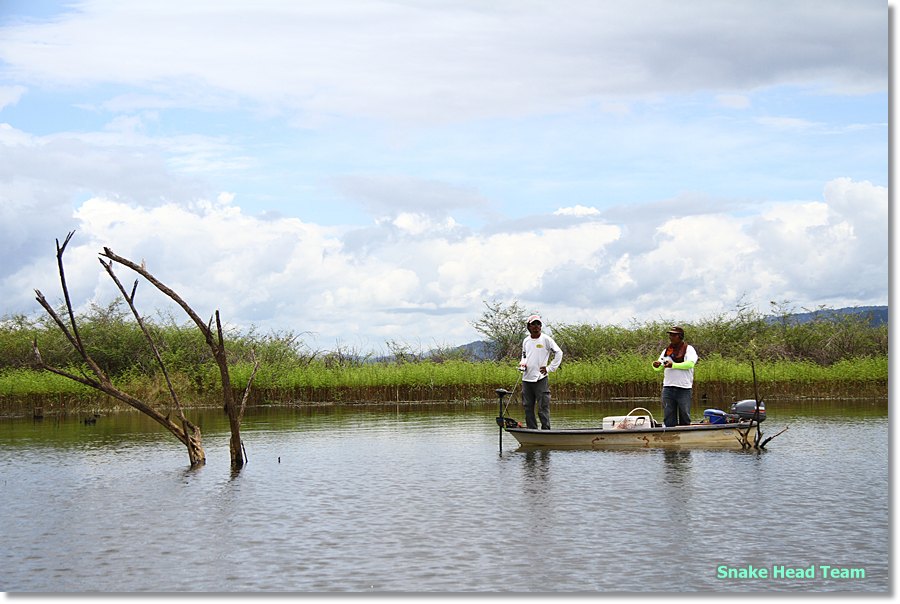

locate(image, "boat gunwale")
(504, 421), (756, 436)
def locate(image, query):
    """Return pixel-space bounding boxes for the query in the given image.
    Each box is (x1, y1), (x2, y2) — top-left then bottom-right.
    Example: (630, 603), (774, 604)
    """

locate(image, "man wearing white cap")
(519, 315), (563, 429)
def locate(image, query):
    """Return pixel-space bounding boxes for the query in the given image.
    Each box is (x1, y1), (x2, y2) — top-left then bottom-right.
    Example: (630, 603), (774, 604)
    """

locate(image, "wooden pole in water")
(751, 360), (763, 448)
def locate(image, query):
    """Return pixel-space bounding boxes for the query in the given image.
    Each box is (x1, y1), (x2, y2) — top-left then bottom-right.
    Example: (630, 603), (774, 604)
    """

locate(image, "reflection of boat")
(498, 404), (766, 450)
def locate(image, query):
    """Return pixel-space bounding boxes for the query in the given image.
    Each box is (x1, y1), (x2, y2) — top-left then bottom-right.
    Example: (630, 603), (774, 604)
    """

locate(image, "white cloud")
(4, 177), (885, 349)
(0, 85), (27, 110)
(335, 175), (489, 218)
(0, 2), (887, 350)
(554, 205), (601, 217)
(756, 116), (821, 131)
(716, 94), (750, 109)
(0, 1), (885, 123)
(749, 178), (887, 303)
(391, 213), (459, 236)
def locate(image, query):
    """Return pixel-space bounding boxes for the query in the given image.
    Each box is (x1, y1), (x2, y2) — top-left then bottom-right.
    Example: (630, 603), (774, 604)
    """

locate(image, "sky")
(0, 0), (890, 354)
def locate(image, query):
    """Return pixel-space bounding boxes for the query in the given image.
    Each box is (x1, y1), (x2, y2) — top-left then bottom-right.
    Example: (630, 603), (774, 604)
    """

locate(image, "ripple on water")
(0, 406), (887, 592)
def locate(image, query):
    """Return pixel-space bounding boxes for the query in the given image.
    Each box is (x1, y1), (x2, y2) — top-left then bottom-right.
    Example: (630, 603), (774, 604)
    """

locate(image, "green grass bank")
(0, 354), (887, 416)
(2, 300), (887, 415)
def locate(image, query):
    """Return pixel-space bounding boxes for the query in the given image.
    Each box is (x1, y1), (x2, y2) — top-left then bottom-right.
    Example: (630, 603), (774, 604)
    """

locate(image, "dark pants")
(522, 377), (551, 429)
(662, 386), (692, 427)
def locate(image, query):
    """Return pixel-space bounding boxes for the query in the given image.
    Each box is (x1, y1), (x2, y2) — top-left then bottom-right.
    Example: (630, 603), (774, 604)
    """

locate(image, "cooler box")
(602, 415), (652, 429)
(704, 408), (727, 424)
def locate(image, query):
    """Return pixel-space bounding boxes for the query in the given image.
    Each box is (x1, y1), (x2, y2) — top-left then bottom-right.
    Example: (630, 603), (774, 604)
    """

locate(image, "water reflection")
(521, 448), (552, 484)
(0, 402), (888, 592)
(661, 449), (692, 487)
(654, 449), (697, 555)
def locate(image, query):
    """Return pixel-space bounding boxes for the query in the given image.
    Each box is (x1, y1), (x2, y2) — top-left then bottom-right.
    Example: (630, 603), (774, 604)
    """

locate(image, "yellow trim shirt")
(520, 334), (563, 382)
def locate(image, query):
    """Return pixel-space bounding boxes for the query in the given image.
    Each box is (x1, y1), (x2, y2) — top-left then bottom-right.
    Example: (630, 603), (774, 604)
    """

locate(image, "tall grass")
(0, 368), (92, 396)
(551, 306), (887, 365)
(1, 351), (886, 407)
(1, 301), (887, 405)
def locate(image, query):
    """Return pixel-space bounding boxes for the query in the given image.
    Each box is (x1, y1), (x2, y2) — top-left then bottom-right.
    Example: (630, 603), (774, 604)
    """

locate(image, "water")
(0, 401), (888, 593)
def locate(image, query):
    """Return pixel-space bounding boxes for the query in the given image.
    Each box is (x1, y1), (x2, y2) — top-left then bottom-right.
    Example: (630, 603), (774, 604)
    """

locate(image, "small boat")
(504, 417), (758, 449)
(496, 400), (767, 450)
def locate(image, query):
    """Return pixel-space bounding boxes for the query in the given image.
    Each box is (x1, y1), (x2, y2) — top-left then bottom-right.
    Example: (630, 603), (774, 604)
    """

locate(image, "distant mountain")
(372, 339), (495, 363)
(455, 340), (495, 360)
(770, 305), (888, 326)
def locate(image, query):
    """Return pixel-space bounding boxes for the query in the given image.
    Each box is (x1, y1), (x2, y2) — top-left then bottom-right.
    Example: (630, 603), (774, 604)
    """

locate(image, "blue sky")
(0, 0), (889, 353)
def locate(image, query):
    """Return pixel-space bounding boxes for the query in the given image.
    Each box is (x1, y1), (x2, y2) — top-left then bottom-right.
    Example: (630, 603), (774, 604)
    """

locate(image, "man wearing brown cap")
(652, 326), (699, 427)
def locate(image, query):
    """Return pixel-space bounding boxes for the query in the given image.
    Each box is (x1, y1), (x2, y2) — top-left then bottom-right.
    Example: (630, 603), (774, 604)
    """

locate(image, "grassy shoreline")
(4, 300), (886, 414)
(0, 355), (887, 413)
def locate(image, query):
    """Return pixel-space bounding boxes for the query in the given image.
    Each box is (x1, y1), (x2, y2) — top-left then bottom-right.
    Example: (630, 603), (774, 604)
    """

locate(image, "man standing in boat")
(519, 315), (563, 430)
(652, 326), (699, 427)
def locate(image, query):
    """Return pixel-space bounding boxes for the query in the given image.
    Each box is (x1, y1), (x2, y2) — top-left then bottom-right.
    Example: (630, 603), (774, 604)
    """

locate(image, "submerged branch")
(238, 350), (260, 424)
(100, 247), (214, 346)
(100, 258), (190, 423)
(760, 426), (789, 449)
(32, 233), (207, 466)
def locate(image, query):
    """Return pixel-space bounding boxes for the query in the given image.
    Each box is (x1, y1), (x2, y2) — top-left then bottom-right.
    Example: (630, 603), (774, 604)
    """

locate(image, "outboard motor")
(730, 399), (766, 422)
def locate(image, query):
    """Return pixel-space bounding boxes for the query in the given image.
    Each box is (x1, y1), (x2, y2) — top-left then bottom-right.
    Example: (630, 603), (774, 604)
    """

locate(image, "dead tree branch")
(99, 245), (249, 467)
(33, 278), (206, 466)
(99, 258), (189, 425)
(760, 426), (789, 449)
(238, 349), (260, 425)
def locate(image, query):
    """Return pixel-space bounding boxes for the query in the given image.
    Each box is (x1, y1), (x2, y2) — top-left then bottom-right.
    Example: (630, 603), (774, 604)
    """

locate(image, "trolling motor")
(495, 388), (523, 454)
(495, 389), (521, 428)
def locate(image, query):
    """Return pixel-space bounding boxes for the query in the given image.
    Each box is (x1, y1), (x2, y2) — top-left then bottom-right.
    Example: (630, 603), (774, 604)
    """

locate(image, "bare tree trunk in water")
(33, 231), (258, 468)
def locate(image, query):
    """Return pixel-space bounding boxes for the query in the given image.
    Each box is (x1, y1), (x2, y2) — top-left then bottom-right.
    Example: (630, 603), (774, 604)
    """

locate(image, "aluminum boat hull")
(505, 422), (759, 449)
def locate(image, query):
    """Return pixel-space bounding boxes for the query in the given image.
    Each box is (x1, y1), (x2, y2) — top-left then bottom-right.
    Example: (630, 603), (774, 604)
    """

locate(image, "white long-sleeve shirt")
(520, 334), (563, 382)
(656, 345), (699, 388)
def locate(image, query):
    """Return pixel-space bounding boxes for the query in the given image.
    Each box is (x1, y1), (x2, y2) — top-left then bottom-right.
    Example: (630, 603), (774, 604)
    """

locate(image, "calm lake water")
(0, 399), (888, 593)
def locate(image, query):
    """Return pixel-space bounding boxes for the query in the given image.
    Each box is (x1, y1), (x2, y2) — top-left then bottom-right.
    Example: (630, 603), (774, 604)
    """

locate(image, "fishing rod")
(502, 374), (521, 416)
